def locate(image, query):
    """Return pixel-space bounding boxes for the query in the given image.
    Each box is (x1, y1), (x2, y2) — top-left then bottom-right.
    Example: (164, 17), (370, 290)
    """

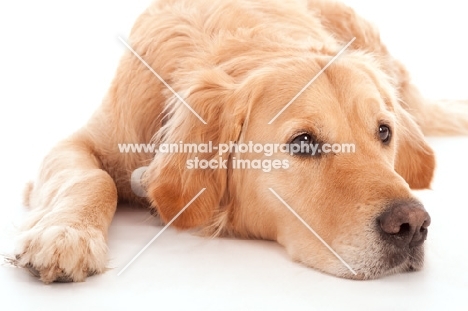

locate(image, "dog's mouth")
(344, 200), (430, 280)
(385, 245), (424, 270)
(342, 243), (426, 280)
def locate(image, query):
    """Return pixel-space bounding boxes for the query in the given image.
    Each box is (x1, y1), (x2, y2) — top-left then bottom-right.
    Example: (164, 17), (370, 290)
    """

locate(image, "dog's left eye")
(379, 125), (392, 144)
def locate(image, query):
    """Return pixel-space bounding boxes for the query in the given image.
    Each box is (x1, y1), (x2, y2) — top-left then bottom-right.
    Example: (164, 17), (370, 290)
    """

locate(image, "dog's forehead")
(244, 55), (397, 143)
(260, 64), (392, 123)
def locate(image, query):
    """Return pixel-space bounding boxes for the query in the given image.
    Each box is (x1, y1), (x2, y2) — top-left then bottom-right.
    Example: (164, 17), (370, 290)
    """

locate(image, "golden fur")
(14, 0), (468, 283)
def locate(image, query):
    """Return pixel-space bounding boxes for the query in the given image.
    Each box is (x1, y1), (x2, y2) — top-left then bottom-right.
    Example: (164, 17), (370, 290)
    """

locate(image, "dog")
(11, 0), (468, 283)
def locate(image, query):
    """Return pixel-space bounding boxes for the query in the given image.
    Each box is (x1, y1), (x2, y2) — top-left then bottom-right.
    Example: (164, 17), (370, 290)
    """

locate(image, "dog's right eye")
(289, 133), (318, 157)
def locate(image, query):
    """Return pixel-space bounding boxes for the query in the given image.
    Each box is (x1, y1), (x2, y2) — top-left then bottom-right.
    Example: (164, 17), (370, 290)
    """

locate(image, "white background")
(0, 0), (467, 310)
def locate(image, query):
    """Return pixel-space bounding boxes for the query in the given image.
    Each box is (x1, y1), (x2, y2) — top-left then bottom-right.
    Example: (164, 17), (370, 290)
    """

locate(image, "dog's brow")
(268, 37), (356, 125)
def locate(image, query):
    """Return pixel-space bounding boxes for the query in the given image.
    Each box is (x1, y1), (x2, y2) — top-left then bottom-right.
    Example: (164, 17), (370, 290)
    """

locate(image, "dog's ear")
(144, 69), (253, 229)
(394, 106), (435, 189)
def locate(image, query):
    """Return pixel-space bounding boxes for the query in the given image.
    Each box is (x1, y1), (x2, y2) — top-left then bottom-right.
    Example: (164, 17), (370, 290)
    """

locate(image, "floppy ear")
(143, 69), (251, 229)
(394, 105), (436, 189)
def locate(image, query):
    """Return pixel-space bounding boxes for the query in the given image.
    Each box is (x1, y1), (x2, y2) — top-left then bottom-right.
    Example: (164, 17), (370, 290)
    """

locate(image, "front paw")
(12, 225), (108, 283)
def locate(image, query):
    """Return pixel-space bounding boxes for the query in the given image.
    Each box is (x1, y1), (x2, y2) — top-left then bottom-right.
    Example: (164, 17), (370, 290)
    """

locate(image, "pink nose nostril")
(378, 200), (431, 248)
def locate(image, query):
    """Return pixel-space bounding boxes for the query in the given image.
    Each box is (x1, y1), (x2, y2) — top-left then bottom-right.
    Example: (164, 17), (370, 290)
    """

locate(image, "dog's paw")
(12, 225), (108, 283)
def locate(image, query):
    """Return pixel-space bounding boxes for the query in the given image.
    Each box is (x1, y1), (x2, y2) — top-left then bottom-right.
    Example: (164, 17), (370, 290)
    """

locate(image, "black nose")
(377, 200), (431, 248)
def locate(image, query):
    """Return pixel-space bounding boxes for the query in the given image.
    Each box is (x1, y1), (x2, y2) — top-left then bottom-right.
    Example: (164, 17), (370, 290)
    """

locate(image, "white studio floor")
(1, 1), (468, 310)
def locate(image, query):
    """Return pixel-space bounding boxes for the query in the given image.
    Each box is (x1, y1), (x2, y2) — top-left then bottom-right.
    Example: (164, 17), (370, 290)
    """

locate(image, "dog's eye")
(379, 125), (391, 144)
(289, 133), (318, 156)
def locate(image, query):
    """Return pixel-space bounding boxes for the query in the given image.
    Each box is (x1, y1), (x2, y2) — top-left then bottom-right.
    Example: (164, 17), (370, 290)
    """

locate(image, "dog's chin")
(337, 245), (426, 280)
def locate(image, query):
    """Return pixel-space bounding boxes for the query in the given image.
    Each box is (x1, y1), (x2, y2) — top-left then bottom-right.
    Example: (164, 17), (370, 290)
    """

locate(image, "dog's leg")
(396, 75), (468, 136)
(13, 133), (117, 283)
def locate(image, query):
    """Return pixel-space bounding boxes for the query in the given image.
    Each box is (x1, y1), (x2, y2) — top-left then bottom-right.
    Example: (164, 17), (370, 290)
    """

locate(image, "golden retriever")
(12, 0), (468, 283)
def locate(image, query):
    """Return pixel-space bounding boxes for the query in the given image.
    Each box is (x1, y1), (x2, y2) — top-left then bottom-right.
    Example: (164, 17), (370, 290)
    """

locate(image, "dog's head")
(144, 51), (434, 279)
